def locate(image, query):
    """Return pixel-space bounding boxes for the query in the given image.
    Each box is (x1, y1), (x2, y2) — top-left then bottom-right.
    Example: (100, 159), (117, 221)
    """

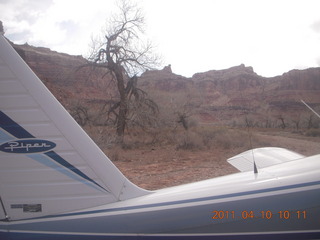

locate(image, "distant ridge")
(10, 40), (320, 128)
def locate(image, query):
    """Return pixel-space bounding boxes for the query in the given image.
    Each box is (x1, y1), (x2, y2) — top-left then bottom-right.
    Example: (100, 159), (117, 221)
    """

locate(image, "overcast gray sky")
(1, 0), (320, 77)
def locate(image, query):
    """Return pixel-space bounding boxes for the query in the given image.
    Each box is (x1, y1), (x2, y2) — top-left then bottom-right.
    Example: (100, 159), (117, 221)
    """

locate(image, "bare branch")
(86, 0), (161, 140)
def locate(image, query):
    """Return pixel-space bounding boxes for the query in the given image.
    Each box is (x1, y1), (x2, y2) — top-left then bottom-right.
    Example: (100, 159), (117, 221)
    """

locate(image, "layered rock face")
(12, 42), (111, 108)
(9, 40), (320, 127)
(276, 68), (320, 90)
(140, 64), (320, 126)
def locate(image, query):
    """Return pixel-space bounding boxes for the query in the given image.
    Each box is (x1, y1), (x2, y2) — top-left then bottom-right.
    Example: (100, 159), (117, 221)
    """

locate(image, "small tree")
(88, 0), (159, 141)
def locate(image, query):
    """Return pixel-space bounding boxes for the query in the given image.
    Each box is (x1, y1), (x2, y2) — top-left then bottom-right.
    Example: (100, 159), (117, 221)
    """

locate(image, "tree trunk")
(114, 66), (127, 140)
(117, 99), (127, 138)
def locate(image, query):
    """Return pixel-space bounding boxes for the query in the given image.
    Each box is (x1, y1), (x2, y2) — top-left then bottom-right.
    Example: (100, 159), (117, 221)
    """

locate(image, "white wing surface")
(227, 147), (305, 172)
(0, 34), (149, 220)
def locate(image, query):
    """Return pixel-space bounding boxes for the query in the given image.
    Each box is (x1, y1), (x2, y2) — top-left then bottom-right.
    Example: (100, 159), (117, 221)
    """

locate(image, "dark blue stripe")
(0, 111), (34, 139)
(1, 231), (319, 240)
(0, 111), (108, 193)
(44, 151), (109, 192)
(54, 180), (320, 218)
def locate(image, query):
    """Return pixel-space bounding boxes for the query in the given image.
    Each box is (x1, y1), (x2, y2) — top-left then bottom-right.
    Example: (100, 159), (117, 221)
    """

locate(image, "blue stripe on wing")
(0, 111), (109, 193)
(0, 111), (34, 139)
(45, 151), (109, 192)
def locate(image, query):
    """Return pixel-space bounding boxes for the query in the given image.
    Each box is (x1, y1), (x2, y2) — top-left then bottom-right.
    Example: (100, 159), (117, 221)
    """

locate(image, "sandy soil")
(106, 130), (320, 190)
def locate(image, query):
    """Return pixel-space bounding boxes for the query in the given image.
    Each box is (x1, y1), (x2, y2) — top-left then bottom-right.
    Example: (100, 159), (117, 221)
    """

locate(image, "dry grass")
(83, 124), (320, 189)
(86, 124), (320, 156)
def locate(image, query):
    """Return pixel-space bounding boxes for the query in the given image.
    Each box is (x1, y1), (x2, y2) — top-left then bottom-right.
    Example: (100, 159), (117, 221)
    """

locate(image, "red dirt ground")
(106, 131), (320, 190)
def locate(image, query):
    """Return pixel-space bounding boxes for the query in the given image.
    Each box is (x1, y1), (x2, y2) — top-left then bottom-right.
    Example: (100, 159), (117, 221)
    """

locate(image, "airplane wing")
(227, 147), (305, 172)
(0, 32), (150, 221)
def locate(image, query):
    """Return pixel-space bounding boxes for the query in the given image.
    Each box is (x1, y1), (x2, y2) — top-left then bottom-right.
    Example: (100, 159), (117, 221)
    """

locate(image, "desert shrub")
(195, 126), (247, 150)
(213, 129), (248, 149)
(305, 129), (320, 137)
(148, 127), (178, 146)
(107, 148), (120, 161)
(200, 127), (227, 148)
(83, 125), (119, 149)
(176, 131), (204, 150)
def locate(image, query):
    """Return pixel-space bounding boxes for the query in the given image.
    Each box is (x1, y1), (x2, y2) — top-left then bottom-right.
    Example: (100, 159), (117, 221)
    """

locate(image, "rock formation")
(8, 41), (320, 128)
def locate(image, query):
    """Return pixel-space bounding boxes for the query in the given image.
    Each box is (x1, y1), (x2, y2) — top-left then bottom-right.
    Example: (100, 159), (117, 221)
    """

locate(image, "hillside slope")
(11, 41), (320, 129)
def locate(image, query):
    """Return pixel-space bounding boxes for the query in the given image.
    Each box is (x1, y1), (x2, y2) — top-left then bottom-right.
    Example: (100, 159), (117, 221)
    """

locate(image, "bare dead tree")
(87, 0), (160, 141)
(278, 115), (286, 129)
(70, 102), (90, 126)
